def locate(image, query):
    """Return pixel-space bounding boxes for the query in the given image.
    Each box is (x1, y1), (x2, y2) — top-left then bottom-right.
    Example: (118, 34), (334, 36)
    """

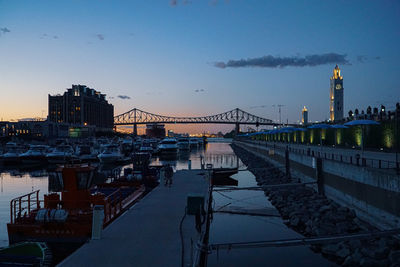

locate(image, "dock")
(60, 169), (210, 267)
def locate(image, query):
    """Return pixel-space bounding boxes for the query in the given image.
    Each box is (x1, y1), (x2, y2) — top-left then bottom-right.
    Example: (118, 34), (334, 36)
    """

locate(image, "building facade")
(145, 124), (165, 138)
(301, 106), (308, 125)
(48, 84), (114, 131)
(329, 65), (344, 122)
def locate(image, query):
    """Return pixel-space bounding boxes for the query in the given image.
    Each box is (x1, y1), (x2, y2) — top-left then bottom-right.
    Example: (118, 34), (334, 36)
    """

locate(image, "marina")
(0, 141), (334, 266)
(1, 2), (400, 265)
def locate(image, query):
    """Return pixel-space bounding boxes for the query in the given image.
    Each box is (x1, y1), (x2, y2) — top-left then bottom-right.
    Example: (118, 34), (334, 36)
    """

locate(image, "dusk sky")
(1, 0), (399, 133)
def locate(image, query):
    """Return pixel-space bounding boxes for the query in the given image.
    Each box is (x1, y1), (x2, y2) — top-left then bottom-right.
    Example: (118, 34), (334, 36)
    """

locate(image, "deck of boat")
(60, 169), (210, 267)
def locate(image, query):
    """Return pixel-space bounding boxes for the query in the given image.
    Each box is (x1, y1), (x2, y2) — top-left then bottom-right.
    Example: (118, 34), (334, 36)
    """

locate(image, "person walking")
(164, 164), (174, 187)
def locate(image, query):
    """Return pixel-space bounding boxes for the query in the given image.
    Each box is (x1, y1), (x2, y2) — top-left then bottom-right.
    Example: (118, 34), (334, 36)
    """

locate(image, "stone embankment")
(232, 144), (400, 267)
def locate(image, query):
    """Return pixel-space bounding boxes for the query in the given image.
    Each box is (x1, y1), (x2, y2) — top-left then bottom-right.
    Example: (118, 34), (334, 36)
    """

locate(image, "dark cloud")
(170, 0), (177, 6)
(210, 0), (218, 6)
(0, 27), (10, 34)
(96, 34), (105, 41)
(356, 55), (381, 63)
(249, 105), (268, 109)
(39, 33), (59, 40)
(214, 53), (350, 69)
(356, 55), (367, 63)
(118, 95), (131, 100)
(194, 89), (205, 93)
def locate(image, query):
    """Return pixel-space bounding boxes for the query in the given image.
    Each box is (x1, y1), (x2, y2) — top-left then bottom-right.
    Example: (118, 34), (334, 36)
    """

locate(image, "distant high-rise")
(301, 106), (308, 125)
(330, 65), (344, 121)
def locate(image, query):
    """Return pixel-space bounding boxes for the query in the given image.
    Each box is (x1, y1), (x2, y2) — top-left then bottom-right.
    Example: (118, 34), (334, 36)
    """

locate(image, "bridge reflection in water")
(150, 142), (246, 170)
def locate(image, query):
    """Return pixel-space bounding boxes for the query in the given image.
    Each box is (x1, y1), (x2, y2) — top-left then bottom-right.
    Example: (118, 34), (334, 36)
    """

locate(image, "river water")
(0, 140), (332, 265)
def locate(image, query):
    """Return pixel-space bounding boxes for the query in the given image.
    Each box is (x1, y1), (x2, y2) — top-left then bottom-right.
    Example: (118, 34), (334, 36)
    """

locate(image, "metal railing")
(10, 190), (41, 224)
(104, 188), (123, 223)
(241, 139), (399, 171)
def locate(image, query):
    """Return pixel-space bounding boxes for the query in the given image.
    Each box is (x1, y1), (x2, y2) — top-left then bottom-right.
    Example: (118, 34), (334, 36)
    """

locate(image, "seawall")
(234, 140), (400, 230)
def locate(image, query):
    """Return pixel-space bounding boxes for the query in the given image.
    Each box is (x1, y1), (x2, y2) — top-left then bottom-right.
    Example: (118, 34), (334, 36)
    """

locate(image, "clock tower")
(330, 65), (344, 121)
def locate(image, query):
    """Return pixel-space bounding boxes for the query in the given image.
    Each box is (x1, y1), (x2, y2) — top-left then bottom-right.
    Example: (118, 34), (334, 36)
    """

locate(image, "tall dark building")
(329, 65), (344, 121)
(48, 84), (114, 130)
(146, 124), (166, 138)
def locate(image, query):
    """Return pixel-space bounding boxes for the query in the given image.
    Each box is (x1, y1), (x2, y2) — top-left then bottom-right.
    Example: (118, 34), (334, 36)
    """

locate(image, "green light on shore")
(355, 127), (362, 147)
(310, 130), (314, 144)
(383, 126), (394, 148)
(336, 129), (342, 145)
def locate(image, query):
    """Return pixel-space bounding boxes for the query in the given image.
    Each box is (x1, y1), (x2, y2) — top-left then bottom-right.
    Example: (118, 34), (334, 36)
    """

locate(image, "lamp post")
(396, 111), (399, 174)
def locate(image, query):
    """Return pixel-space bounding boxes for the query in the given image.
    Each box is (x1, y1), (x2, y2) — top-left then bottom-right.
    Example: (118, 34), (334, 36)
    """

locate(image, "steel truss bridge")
(114, 108), (283, 135)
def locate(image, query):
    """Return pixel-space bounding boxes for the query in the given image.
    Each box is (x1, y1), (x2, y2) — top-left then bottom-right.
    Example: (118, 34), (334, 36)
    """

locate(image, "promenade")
(60, 170), (209, 267)
(247, 140), (398, 170)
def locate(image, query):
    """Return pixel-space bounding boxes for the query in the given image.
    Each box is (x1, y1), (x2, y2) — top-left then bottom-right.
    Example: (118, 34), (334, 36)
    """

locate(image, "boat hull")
(46, 156), (77, 164)
(20, 156), (46, 165)
(2, 157), (21, 165)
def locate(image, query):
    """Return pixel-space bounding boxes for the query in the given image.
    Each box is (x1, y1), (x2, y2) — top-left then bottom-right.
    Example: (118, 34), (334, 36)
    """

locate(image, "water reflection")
(207, 145), (332, 267)
(0, 142), (240, 247)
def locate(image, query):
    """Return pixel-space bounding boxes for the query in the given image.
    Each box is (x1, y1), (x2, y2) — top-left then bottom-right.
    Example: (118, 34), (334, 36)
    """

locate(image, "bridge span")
(114, 108), (294, 135)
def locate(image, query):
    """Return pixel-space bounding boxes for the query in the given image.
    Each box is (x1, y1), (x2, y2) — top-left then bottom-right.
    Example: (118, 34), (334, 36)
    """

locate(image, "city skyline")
(1, 1), (399, 133)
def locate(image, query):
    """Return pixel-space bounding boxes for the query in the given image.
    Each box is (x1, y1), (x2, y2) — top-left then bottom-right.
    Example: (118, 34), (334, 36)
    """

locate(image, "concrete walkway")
(60, 170), (209, 267)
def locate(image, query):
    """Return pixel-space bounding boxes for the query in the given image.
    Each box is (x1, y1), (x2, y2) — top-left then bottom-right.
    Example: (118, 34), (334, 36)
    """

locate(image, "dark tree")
(373, 107), (379, 114)
(348, 110), (353, 118)
(355, 109), (359, 116)
(367, 106), (372, 115)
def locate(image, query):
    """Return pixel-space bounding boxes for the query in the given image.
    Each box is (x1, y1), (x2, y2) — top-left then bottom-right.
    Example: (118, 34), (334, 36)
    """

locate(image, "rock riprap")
(232, 143), (400, 266)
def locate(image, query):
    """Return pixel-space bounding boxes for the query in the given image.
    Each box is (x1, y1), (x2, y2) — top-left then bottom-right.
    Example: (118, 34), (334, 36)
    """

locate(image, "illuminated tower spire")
(330, 65), (344, 121)
(302, 106), (308, 124)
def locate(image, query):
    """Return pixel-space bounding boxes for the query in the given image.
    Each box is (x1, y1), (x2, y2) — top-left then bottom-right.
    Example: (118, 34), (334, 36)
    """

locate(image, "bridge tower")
(235, 108), (240, 136)
(132, 108), (137, 136)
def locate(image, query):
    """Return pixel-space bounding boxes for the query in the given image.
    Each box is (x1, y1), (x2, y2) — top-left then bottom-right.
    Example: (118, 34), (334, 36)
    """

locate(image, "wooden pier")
(60, 169), (210, 267)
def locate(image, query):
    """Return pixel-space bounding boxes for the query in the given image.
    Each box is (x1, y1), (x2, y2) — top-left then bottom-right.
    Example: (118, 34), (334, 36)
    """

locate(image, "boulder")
(290, 216), (300, 227)
(336, 246), (351, 259)
(321, 244), (340, 256)
(318, 205), (331, 213)
(389, 251), (400, 263)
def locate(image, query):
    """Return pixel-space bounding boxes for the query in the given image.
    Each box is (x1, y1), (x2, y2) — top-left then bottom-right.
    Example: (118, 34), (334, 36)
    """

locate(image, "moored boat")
(75, 145), (98, 163)
(97, 144), (124, 164)
(7, 164), (146, 264)
(0, 242), (51, 266)
(189, 138), (198, 148)
(158, 138), (179, 154)
(177, 137), (190, 151)
(19, 145), (48, 165)
(46, 145), (76, 164)
(1, 144), (24, 166)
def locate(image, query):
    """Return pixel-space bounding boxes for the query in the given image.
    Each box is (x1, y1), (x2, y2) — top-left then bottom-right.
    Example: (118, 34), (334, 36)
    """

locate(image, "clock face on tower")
(335, 84), (342, 90)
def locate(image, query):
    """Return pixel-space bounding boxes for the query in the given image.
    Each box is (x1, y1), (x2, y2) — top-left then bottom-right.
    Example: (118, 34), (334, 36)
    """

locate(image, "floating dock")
(60, 169), (210, 267)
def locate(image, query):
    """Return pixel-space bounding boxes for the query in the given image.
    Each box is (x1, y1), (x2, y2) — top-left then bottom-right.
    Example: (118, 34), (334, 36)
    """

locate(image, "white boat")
(121, 138), (134, 155)
(139, 141), (154, 154)
(19, 145), (48, 164)
(46, 145), (76, 164)
(1, 143), (24, 165)
(98, 144), (124, 164)
(196, 137), (205, 145)
(189, 138), (198, 148)
(75, 145), (98, 162)
(158, 138), (179, 154)
(177, 137), (190, 151)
